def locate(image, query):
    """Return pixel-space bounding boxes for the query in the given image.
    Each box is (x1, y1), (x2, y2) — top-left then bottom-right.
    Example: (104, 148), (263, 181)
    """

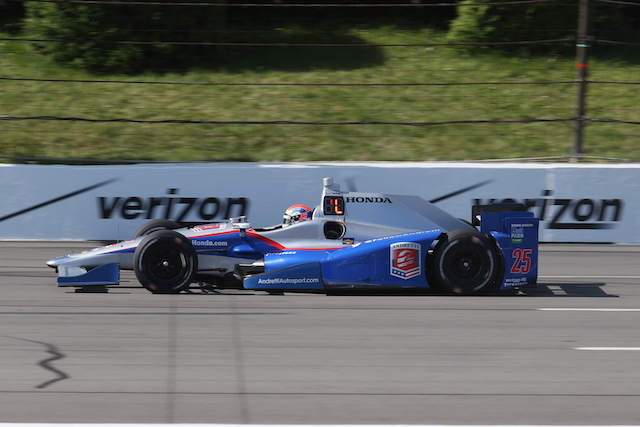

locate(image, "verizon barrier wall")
(0, 162), (636, 243)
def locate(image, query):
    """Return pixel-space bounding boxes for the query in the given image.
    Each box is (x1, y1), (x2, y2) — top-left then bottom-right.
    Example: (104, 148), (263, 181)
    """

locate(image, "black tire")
(134, 230), (198, 294)
(133, 219), (182, 238)
(429, 229), (501, 295)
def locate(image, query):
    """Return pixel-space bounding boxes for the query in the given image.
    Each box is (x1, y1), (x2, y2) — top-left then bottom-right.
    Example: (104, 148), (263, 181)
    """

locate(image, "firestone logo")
(390, 242), (421, 280)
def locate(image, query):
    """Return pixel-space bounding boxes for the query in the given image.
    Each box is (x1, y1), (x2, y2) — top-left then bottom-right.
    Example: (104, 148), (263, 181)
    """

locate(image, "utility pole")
(573, 0), (591, 161)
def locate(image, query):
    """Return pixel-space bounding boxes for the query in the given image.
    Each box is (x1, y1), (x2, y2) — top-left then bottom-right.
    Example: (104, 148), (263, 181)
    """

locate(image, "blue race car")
(47, 177), (539, 295)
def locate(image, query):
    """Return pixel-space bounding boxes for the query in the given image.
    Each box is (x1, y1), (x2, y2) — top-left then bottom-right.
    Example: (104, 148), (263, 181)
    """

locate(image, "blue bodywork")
(245, 210), (539, 292)
(57, 263), (120, 287)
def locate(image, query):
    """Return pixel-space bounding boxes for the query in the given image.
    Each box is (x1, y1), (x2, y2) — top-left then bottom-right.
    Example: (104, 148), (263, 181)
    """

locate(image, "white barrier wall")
(0, 162), (636, 243)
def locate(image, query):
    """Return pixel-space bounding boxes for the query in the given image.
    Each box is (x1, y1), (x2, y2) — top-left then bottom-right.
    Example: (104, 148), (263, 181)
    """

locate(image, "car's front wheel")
(134, 230), (198, 293)
(429, 229), (501, 295)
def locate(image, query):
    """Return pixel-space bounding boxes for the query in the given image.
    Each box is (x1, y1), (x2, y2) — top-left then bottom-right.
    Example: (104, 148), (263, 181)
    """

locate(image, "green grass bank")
(1, 27), (639, 164)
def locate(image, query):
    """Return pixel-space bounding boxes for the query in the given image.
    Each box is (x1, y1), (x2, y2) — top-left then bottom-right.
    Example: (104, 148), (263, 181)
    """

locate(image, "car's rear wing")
(473, 203), (539, 289)
(471, 202), (528, 227)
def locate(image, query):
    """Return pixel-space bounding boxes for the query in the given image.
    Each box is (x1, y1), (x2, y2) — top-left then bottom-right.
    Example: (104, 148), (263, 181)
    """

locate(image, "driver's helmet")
(283, 204), (312, 226)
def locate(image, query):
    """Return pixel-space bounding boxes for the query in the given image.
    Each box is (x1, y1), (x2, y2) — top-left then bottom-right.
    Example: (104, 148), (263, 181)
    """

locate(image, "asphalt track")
(1, 242), (640, 425)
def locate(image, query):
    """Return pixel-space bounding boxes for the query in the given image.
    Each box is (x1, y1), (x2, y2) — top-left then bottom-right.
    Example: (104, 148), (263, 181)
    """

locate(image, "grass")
(1, 25), (640, 163)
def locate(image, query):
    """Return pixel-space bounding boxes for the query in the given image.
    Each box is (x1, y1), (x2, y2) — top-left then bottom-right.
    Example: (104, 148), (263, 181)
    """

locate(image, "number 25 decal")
(511, 249), (532, 274)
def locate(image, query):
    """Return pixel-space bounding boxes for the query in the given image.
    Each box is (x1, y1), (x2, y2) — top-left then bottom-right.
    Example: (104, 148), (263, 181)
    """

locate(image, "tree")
(24, 0), (227, 73)
(446, 0), (629, 55)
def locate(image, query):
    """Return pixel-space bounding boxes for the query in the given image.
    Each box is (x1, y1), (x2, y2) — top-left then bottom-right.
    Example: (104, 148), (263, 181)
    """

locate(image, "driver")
(283, 204), (313, 226)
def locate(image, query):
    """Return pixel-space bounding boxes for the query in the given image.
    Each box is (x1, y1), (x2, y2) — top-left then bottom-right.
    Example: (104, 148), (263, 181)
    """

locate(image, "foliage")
(446, 0), (630, 55)
(23, 0), (228, 73)
(20, 0), (460, 74)
(3, 3), (640, 163)
(0, 0), (25, 34)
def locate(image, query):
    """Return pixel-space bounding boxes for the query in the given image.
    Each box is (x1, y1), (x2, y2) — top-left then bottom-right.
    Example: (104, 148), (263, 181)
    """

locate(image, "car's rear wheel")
(134, 230), (198, 294)
(133, 219), (182, 237)
(429, 229), (501, 295)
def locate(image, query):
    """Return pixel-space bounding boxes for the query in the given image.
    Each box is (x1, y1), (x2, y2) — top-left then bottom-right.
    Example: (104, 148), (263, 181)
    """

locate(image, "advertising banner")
(0, 162), (635, 243)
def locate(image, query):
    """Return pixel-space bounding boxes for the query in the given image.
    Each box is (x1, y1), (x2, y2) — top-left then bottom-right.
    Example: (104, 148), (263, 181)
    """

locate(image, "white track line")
(575, 347), (640, 351)
(539, 276), (640, 279)
(538, 308), (640, 311)
(537, 309), (640, 350)
(2, 425), (640, 427)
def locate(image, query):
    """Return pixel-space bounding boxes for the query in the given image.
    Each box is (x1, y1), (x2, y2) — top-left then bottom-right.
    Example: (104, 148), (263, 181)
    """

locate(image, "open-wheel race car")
(47, 177), (539, 295)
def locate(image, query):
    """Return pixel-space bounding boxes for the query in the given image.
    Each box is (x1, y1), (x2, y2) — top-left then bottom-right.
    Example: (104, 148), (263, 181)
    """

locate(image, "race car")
(47, 177), (539, 295)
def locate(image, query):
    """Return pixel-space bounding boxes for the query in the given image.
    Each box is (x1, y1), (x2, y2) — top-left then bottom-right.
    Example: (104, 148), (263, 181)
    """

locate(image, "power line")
(0, 77), (577, 86)
(8, 0), (564, 7)
(1, 115), (577, 125)
(0, 37), (573, 47)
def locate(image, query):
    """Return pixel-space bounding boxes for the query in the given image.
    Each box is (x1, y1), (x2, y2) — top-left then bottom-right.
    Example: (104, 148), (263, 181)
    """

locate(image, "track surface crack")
(7, 336), (70, 388)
